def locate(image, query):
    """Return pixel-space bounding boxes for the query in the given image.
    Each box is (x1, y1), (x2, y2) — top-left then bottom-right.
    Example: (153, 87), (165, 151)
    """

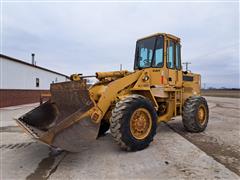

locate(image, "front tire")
(182, 96), (209, 132)
(110, 94), (157, 151)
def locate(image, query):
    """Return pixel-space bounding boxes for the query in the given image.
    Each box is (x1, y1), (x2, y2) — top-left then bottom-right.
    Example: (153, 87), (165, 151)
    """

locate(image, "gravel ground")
(168, 96), (240, 176)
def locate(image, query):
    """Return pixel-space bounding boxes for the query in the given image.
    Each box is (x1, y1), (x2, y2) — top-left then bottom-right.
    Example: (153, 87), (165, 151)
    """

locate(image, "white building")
(0, 54), (69, 107)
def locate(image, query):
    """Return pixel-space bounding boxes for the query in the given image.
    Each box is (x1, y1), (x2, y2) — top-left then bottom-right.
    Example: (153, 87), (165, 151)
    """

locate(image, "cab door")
(166, 38), (182, 87)
(166, 39), (177, 86)
(175, 43), (182, 87)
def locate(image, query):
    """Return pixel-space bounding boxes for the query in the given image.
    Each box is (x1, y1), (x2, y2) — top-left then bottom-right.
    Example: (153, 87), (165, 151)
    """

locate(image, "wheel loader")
(16, 33), (209, 152)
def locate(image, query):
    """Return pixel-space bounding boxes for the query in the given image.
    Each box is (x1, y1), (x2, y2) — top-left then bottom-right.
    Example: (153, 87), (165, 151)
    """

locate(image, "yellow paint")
(17, 33), (202, 146)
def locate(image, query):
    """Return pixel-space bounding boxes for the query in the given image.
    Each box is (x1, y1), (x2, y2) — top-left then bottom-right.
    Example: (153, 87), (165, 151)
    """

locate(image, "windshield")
(135, 37), (156, 69)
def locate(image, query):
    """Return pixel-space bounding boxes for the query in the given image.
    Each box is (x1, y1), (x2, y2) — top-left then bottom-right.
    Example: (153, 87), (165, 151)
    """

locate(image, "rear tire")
(182, 96), (209, 132)
(110, 94), (157, 151)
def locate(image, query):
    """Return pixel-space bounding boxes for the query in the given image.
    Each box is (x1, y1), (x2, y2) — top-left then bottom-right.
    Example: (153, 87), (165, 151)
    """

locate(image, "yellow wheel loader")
(16, 33), (209, 152)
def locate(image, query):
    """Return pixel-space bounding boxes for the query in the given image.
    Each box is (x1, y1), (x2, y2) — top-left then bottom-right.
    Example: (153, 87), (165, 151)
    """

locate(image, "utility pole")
(182, 62), (191, 71)
(203, 83), (206, 89)
(120, 64), (122, 71)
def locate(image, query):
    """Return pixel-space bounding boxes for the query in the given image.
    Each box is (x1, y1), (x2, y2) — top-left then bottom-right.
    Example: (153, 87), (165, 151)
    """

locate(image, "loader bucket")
(16, 81), (101, 152)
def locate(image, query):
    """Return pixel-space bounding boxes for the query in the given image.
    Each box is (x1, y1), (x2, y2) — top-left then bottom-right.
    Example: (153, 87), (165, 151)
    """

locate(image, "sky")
(1, 1), (239, 88)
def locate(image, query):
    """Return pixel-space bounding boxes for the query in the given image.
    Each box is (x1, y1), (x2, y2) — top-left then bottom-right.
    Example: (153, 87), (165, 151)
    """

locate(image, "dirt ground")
(0, 97), (239, 179)
(168, 96), (240, 175)
(201, 89), (240, 98)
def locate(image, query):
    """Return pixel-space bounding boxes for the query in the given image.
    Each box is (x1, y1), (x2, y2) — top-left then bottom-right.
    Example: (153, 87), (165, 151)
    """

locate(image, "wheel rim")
(130, 108), (152, 140)
(198, 105), (206, 125)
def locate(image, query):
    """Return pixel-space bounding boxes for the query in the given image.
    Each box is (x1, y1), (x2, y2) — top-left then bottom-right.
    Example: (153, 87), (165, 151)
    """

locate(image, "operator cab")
(134, 33), (181, 70)
(134, 35), (164, 69)
(134, 33), (182, 87)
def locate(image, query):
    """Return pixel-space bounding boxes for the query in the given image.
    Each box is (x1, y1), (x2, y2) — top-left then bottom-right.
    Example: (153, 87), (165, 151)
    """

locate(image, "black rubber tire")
(182, 96), (209, 133)
(110, 94), (157, 151)
(98, 121), (110, 137)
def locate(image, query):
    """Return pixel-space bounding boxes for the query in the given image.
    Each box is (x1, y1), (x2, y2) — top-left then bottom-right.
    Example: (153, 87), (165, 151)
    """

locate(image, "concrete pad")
(0, 103), (38, 145)
(0, 103), (38, 127)
(49, 124), (238, 180)
(1, 143), (48, 180)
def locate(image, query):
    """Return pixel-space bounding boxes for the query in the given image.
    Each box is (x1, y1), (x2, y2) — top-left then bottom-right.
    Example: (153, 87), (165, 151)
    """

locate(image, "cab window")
(176, 43), (181, 70)
(135, 37), (156, 69)
(153, 36), (164, 67)
(167, 40), (174, 69)
(139, 48), (153, 67)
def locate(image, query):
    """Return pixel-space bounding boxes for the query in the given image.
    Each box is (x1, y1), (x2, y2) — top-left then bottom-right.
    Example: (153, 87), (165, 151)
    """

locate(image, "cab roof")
(137, 33), (180, 42)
